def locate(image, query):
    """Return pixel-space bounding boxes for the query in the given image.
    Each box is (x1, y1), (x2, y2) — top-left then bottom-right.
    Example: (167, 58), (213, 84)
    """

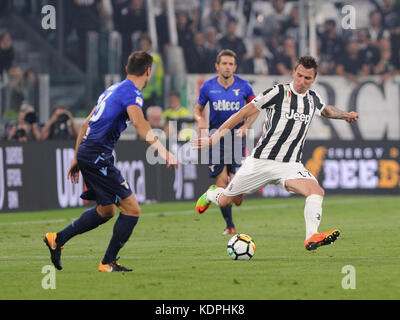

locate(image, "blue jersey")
(81, 79), (144, 152)
(197, 76), (255, 130)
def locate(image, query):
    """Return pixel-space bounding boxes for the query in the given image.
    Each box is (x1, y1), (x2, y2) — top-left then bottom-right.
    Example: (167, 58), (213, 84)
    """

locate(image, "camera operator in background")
(6, 104), (41, 142)
(41, 105), (79, 140)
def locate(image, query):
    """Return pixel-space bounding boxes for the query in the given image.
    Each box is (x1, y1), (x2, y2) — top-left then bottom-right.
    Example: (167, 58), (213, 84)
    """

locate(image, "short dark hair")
(295, 55), (318, 76)
(169, 91), (180, 98)
(216, 49), (237, 64)
(126, 51), (153, 76)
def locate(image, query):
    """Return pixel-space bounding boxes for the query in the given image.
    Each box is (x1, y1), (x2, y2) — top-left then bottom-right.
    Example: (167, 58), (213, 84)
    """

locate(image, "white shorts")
(224, 156), (317, 197)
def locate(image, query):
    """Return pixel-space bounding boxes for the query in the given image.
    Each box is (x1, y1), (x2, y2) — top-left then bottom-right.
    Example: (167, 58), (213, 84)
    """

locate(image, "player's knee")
(97, 205), (116, 219)
(309, 185), (324, 197)
(120, 203), (141, 217)
(131, 206), (141, 217)
(218, 195), (233, 207)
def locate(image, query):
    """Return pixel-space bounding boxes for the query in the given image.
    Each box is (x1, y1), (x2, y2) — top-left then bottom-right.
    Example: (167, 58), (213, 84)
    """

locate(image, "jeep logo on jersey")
(285, 110), (311, 124)
(212, 100), (241, 111)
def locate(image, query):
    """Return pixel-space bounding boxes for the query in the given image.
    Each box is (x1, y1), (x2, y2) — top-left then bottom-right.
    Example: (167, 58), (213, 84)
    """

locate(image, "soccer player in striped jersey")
(44, 51), (178, 272)
(193, 49), (256, 235)
(194, 55), (359, 250)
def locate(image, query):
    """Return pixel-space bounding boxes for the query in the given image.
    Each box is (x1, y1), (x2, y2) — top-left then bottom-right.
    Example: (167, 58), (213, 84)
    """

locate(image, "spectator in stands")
(336, 41), (370, 83)
(41, 105), (79, 140)
(202, 0), (230, 36)
(175, 0), (200, 31)
(366, 10), (391, 48)
(281, 5), (300, 44)
(146, 106), (163, 130)
(381, 0), (400, 70)
(317, 19), (344, 75)
(72, 0), (104, 70)
(372, 38), (397, 82)
(274, 37), (297, 75)
(8, 66), (25, 111)
(217, 18), (247, 70)
(115, 0), (148, 65)
(0, 31), (15, 76)
(176, 10), (195, 69)
(6, 104), (41, 142)
(357, 28), (380, 72)
(204, 26), (218, 71)
(243, 41), (272, 75)
(156, 0), (170, 57)
(139, 34), (164, 114)
(185, 32), (209, 74)
(260, 0), (290, 40)
(162, 91), (193, 141)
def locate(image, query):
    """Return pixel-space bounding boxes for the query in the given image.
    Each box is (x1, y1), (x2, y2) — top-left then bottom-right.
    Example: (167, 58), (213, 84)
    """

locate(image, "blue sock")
(220, 205), (234, 228)
(102, 213), (139, 264)
(57, 207), (109, 247)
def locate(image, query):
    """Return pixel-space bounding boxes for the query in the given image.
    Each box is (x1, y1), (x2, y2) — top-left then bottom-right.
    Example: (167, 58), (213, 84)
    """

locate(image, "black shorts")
(77, 149), (132, 206)
(208, 135), (245, 178)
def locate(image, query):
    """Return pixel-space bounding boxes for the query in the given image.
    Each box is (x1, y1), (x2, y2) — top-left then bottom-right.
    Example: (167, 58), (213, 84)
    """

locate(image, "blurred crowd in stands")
(1, 0), (400, 141)
(49, 0), (400, 79)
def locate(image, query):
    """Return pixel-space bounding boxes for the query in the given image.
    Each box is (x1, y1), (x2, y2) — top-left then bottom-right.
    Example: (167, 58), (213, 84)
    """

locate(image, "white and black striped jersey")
(251, 81), (326, 162)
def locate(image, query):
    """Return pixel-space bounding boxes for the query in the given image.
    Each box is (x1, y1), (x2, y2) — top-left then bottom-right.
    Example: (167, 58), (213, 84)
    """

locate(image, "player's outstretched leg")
(195, 185), (217, 214)
(44, 207), (111, 270)
(304, 228), (341, 251)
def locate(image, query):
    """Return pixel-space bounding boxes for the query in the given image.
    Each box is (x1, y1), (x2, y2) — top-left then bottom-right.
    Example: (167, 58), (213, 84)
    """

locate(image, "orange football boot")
(43, 232), (63, 270)
(99, 259), (132, 272)
(304, 228), (341, 251)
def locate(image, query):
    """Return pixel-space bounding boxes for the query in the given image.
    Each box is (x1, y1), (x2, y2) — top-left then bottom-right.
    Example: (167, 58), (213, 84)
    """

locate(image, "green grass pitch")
(0, 195), (399, 300)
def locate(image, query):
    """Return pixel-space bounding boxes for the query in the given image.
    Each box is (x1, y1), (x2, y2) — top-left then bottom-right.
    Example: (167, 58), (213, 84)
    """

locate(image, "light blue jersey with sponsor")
(81, 79), (144, 152)
(197, 75), (255, 130)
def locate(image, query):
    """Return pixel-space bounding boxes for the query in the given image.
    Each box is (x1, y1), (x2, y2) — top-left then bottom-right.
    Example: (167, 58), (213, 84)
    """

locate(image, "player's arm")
(68, 106), (97, 183)
(193, 103), (208, 136)
(237, 109), (260, 136)
(127, 105), (178, 168)
(192, 102), (259, 149)
(321, 105), (359, 123)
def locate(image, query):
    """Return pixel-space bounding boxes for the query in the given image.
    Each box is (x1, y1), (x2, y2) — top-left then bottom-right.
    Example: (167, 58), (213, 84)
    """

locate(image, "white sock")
(304, 194), (324, 239)
(206, 187), (224, 206)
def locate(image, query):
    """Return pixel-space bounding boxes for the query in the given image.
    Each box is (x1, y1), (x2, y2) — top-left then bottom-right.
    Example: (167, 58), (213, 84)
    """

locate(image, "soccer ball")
(227, 234), (256, 260)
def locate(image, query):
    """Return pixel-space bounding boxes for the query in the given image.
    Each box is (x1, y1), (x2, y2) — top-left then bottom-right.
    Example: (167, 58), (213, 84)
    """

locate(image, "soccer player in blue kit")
(44, 51), (178, 272)
(193, 49), (257, 234)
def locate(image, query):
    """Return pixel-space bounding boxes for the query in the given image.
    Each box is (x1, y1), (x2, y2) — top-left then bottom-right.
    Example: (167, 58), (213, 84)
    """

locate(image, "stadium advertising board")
(0, 141), (212, 213)
(302, 141), (400, 195)
(0, 139), (398, 213)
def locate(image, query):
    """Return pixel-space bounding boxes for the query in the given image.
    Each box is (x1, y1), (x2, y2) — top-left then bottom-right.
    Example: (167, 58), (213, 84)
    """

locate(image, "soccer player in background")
(44, 51), (178, 272)
(193, 49), (257, 235)
(194, 55), (359, 250)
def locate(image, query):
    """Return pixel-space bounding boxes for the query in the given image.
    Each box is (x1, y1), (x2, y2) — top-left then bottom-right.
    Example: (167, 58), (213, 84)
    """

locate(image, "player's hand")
(191, 136), (212, 149)
(166, 152), (178, 169)
(345, 111), (359, 124)
(67, 159), (80, 184)
(236, 125), (248, 137)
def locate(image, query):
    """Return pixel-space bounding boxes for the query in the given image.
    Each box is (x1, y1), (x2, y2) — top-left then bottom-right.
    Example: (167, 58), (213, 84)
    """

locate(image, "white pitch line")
(0, 197), (381, 227)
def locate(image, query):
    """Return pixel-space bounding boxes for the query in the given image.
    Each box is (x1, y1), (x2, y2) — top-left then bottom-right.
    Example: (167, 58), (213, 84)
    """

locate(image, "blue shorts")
(77, 147), (132, 206)
(208, 136), (245, 178)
